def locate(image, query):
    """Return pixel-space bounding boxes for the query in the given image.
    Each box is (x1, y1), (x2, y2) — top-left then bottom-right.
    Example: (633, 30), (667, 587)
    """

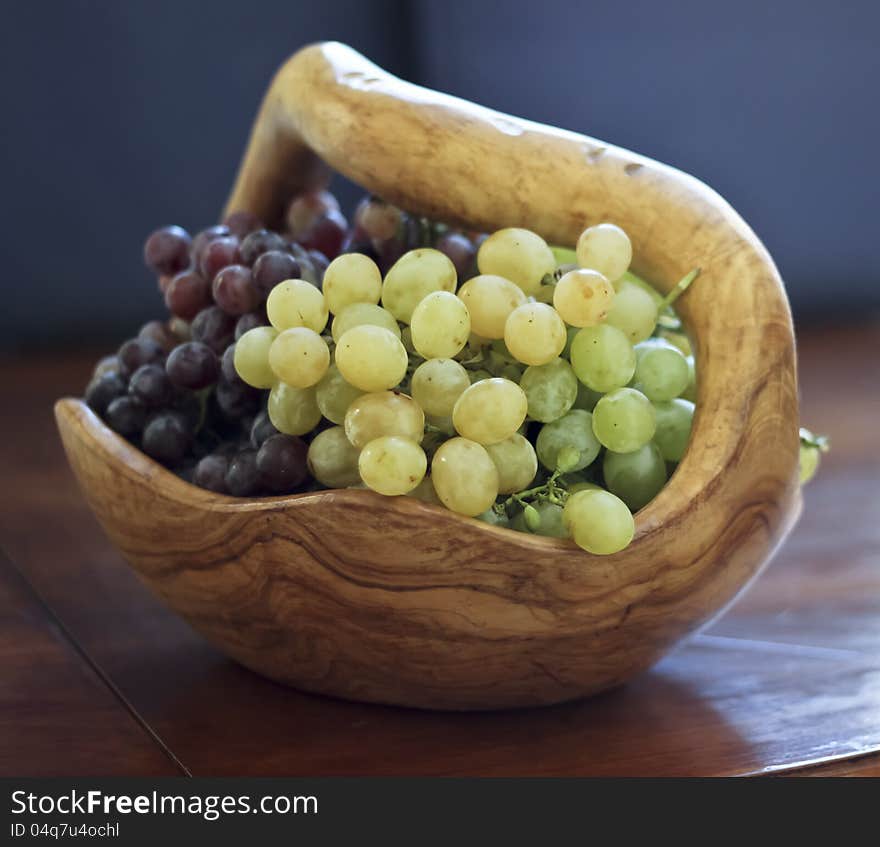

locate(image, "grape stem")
(660, 267), (701, 310)
(494, 468), (569, 516)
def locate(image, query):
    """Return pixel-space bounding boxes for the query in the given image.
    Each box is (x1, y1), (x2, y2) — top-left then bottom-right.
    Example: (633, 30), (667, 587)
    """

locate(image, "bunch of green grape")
(234, 219), (701, 555)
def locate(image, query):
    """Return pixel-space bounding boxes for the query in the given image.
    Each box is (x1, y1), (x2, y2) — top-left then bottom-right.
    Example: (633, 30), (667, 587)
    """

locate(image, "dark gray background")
(2, 0), (877, 350)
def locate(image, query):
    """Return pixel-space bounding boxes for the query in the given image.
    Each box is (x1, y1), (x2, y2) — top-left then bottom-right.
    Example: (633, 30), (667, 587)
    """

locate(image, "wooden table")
(2, 322), (878, 777)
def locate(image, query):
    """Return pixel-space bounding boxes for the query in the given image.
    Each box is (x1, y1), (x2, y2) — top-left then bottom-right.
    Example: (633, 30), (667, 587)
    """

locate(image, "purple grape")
(85, 372), (127, 415)
(171, 392), (202, 430)
(165, 342), (219, 390)
(198, 236), (241, 282)
(193, 454), (230, 494)
(234, 311), (268, 340)
(256, 434), (308, 493)
(286, 190), (340, 239)
(307, 249), (329, 280)
(353, 196), (402, 243)
(191, 306), (235, 353)
(168, 317), (192, 343)
(436, 232), (476, 280)
(118, 337), (164, 377)
(144, 225), (191, 275)
(212, 264), (259, 316)
(240, 229), (288, 266)
(225, 449), (262, 496)
(299, 209), (347, 260)
(164, 270), (211, 320)
(138, 320), (178, 353)
(105, 396), (147, 437)
(252, 250), (300, 298)
(142, 412), (192, 465)
(250, 410), (278, 448)
(191, 224), (231, 265)
(129, 364), (174, 408)
(224, 210), (263, 238)
(220, 344), (238, 383)
(92, 355), (121, 379)
(215, 378), (260, 419)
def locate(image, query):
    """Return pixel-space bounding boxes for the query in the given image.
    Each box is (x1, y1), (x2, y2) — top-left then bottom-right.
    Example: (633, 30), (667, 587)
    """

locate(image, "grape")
(381, 249), (457, 323)
(193, 454), (230, 494)
(307, 426), (362, 488)
(531, 502), (568, 538)
(353, 196), (402, 242)
(477, 228), (554, 296)
(592, 388), (656, 453)
(169, 317), (191, 343)
(576, 223), (632, 283)
(358, 436), (427, 496)
(141, 411), (191, 465)
(234, 311), (268, 340)
(191, 305), (236, 353)
(410, 291), (471, 358)
(322, 253), (382, 314)
(485, 433), (538, 494)
(266, 279), (328, 333)
(105, 396), (146, 437)
(344, 391), (425, 448)
(504, 302), (566, 366)
(161, 271), (207, 321)
(410, 358), (470, 417)
(408, 475), (443, 506)
(85, 372), (127, 415)
(223, 210), (262, 238)
(469, 369), (493, 384)
(315, 364), (363, 425)
(519, 358), (578, 423)
(452, 378), (528, 445)
(92, 355), (121, 378)
(478, 508), (509, 527)
(191, 225), (230, 265)
(634, 339), (690, 402)
(256, 433), (308, 493)
(435, 232), (476, 279)
(138, 320), (178, 353)
(252, 250), (301, 299)
(225, 449), (262, 496)
(569, 324), (635, 392)
(457, 275), (526, 339)
(166, 341), (219, 390)
(534, 284), (556, 305)
(233, 326), (278, 388)
(144, 225), (191, 275)
(563, 488), (634, 555)
(268, 328), (330, 388)
(118, 337), (164, 378)
(572, 381), (603, 412)
(198, 236), (241, 281)
(431, 437), (499, 516)
(250, 410), (278, 448)
(308, 250), (329, 280)
(553, 269), (614, 327)
(128, 364), (173, 408)
(681, 356), (697, 402)
(331, 302), (401, 342)
(212, 265), (259, 316)
(335, 325), (408, 392)
(799, 444), (820, 484)
(603, 442), (667, 511)
(658, 329), (692, 356)
(535, 409), (601, 472)
(215, 378), (260, 419)
(652, 398), (694, 462)
(287, 190), (340, 238)
(240, 229), (288, 265)
(604, 279), (657, 343)
(299, 209), (348, 259)
(267, 382), (322, 436)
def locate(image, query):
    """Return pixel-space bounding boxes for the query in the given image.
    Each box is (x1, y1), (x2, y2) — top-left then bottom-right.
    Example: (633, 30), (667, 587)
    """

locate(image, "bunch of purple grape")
(82, 188), (481, 497)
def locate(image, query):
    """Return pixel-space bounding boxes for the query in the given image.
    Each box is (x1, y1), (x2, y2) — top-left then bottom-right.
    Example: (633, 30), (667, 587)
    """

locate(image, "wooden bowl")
(55, 42), (801, 710)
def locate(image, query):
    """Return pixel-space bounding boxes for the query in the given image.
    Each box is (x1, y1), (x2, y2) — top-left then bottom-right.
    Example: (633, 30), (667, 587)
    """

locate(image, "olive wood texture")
(55, 41), (800, 710)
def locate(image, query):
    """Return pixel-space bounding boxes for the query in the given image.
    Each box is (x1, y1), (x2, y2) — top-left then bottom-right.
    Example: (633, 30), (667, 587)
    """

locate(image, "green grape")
(411, 358), (471, 417)
(358, 436), (427, 496)
(534, 284), (557, 305)
(572, 381), (603, 411)
(617, 270), (664, 305)
(344, 391), (425, 448)
(452, 378), (528, 445)
(563, 488), (634, 554)
(381, 248), (457, 323)
(634, 338), (690, 402)
(266, 279), (329, 333)
(652, 398), (694, 462)
(410, 291), (471, 358)
(592, 388), (656, 453)
(267, 382), (322, 436)
(268, 327), (330, 388)
(315, 364), (363, 425)
(602, 442), (667, 511)
(457, 275), (526, 339)
(477, 227), (555, 296)
(477, 508), (509, 527)
(575, 222), (632, 283)
(335, 325), (408, 391)
(504, 302), (567, 366)
(519, 357), (578, 423)
(485, 433), (538, 494)
(408, 475), (443, 505)
(469, 368), (493, 384)
(322, 253), (382, 315)
(431, 437), (499, 516)
(604, 279), (657, 343)
(424, 413), (456, 436)
(657, 329), (692, 356)
(331, 302), (401, 342)
(565, 480), (601, 496)
(535, 409), (601, 472)
(234, 326), (278, 389)
(562, 325), (579, 358)
(307, 426), (361, 488)
(799, 444), (820, 483)
(569, 323), (636, 392)
(550, 245), (578, 266)
(532, 502), (569, 538)
(553, 268), (614, 327)
(680, 355), (697, 402)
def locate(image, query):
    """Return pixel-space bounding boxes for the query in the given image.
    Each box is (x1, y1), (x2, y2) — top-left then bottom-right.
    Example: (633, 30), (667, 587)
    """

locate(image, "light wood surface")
(54, 42), (800, 709)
